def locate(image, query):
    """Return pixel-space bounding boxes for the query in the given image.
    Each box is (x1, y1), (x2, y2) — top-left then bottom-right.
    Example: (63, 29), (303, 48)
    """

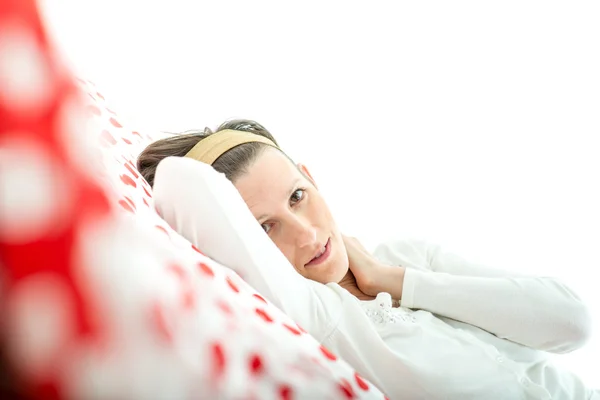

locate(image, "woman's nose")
(293, 217), (317, 248)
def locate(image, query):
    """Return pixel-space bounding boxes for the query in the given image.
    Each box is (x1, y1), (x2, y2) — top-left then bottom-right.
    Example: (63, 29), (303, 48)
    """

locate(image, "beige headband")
(184, 129), (279, 165)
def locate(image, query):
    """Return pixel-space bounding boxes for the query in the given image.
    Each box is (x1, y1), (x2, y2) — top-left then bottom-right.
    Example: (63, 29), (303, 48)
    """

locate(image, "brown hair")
(137, 119), (283, 187)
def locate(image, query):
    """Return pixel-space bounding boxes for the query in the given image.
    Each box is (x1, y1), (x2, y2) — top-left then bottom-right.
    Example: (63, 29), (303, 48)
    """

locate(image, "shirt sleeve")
(152, 157), (343, 340)
(374, 239), (593, 353)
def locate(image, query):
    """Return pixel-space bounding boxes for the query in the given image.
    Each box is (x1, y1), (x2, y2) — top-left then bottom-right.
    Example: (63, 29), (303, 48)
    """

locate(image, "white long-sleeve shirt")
(153, 157), (597, 400)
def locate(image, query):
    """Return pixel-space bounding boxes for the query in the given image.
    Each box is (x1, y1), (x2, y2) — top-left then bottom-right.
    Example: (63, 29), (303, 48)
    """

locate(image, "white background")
(41, 0), (599, 387)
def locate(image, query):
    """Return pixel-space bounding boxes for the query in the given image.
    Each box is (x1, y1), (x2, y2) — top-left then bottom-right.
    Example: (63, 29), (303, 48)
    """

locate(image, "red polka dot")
(166, 265), (195, 309)
(253, 293), (267, 303)
(132, 131), (142, 138)
(143, 198), (149, 207)
(354, 372), (369, 391)
(96, 91), (106, 100)
(249, 353), (264, 375)
(86, 105), (101, 116)
(216, 299), (233, 315)
(191, 244), (204, 254)
(124, 162), (139, 178)
(338, 379), (355, 399)
(226, 276), (239, 293)
(124, 196), (135, 208)
(197, 262), (214, 277)
(282, 323), (301, 335)
(319, 345), (337, 361)
(211, 342), (226, 377)
(100, 129), (116, 145)
(167, 263), (185, 280)
(143, 186), (152, 198)
(182, 290), (195, 310)
(106, 107), (117, 115)
(150, 302), (172, 343)
(278, 385), (293, 400)
(255, 308), (274, 323)
(120, 174), (137, 188)
(155, 225), (169, 236)
(109, 117), (122, 128)
(118, 199), (135, 213)
(122, 137), (132, 144)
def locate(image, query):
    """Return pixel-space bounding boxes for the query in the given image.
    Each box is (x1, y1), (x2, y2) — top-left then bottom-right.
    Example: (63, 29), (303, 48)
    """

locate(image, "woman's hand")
(343, 235), (405, 298)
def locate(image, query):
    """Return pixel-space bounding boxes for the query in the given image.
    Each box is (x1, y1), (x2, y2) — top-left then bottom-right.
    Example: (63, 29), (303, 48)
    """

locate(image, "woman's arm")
(372, 239), (593, 354)
(153, 157), (343, 339)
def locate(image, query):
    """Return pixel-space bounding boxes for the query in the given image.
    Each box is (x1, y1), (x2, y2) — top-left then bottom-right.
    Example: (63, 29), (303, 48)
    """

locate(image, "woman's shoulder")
(373, 236), (435, 255)
(372, 237), (438, 267)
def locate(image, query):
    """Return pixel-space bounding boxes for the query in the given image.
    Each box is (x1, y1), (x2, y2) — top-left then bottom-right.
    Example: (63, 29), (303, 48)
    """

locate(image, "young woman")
(138, 120), (597, 399)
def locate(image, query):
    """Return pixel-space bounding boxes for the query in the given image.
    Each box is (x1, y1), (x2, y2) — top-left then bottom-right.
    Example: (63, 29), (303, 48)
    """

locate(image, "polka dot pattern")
(0, 1), (386, 398)
(0, 137), (72, 243)
(0, 18), (53, 115)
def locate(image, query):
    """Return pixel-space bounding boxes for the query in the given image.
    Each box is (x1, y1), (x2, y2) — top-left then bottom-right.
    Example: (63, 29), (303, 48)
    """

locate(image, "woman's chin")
(325, 259), (350, 284)
(306, 263), (345, 285)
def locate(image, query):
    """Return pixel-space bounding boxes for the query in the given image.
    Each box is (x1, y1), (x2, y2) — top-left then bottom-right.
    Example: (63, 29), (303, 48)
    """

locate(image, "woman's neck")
(338, 270), (376, 301)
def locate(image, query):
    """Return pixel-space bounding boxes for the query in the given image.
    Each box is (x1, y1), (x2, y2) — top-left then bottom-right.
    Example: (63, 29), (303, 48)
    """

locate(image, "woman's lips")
(306, 238), (331, 267)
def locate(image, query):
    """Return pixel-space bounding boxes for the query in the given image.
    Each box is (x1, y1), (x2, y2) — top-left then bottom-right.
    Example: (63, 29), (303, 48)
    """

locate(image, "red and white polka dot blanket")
(0, 1), (387, 399)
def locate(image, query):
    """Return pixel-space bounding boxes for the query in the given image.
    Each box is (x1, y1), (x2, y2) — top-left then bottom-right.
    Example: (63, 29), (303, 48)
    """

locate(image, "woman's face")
(234, 147), (349, 284)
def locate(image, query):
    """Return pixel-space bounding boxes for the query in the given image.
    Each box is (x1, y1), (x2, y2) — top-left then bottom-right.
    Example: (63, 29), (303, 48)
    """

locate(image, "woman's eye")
(290, 188), (305, 205)
(261, 223), (272, 234)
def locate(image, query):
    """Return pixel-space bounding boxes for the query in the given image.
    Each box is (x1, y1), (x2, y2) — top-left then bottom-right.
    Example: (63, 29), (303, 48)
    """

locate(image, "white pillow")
(153, 157), (344, 340)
